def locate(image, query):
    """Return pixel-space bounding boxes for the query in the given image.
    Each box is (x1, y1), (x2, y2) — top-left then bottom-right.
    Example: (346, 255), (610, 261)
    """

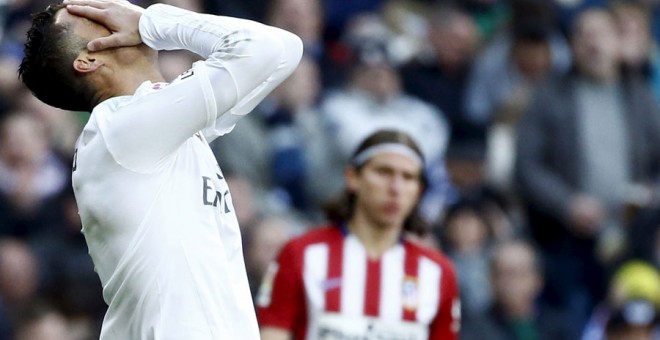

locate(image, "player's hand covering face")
(64, 0), (144, 51)
(349, 152), (422, 228)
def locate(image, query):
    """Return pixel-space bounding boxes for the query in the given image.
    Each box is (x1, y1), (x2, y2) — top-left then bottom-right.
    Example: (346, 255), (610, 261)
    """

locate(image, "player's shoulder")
(286, 224), (343, 248)
(276, 224), (342, 265)
(404, 239), (456, 272)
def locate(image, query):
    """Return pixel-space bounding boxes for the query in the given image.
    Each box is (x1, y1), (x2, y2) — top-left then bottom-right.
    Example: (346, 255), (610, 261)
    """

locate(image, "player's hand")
(63, 0), (144, 51)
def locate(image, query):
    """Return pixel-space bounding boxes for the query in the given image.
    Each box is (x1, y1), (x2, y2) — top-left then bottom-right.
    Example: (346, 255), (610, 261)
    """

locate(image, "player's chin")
(375, 212), (406, 230)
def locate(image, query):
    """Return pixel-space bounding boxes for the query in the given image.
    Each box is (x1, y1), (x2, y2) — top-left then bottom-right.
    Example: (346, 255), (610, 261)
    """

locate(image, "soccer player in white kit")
(18, 0), (303, 339)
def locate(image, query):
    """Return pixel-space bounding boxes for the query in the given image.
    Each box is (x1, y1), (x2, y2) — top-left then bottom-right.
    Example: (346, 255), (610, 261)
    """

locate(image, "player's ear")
(346, 166), (359, 193)
(73, 52), (104, 74)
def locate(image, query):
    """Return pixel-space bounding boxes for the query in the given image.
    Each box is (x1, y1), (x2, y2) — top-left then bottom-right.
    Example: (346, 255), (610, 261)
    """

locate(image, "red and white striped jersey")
(257, 225), (460, 340)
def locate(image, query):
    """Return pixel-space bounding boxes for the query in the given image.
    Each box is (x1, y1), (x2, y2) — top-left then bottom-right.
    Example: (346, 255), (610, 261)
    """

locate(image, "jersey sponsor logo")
(202, 174), (232, 213)
(316, 313), (427, 340)
(402, 276), (418, 312)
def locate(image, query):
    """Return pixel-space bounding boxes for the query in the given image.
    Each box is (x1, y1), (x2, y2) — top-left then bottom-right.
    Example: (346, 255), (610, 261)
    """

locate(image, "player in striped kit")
(257, 130), (460, 340)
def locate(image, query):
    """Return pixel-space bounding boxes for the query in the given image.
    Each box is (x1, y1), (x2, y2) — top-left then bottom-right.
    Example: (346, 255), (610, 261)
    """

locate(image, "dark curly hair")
(322, 129), (429, 236)
(19, 3), (95, 112)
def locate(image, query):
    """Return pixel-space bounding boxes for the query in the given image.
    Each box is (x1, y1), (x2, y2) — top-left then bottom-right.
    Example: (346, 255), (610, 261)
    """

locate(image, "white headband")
(352, 143), (423, 167)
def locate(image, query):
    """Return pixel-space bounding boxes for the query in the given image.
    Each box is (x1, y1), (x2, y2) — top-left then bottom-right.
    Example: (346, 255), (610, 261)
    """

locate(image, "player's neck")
(93, 65), (166, 106)
(347, 213), (402, 259)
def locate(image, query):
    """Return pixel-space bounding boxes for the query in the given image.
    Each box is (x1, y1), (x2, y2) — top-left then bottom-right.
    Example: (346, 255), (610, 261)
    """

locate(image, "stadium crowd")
(0, 0), (659, 339)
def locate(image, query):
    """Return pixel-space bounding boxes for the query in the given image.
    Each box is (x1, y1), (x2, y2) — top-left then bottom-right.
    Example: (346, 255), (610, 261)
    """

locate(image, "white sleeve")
(99, 4), (303, 172)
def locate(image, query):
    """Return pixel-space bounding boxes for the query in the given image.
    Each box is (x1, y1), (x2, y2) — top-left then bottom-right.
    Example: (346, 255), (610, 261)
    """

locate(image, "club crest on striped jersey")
(321, 277), (342, 291)
(402, 276), (418, 311)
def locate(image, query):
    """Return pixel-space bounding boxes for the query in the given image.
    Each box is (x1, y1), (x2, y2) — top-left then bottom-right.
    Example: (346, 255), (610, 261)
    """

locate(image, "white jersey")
(71, 5), (302, 340)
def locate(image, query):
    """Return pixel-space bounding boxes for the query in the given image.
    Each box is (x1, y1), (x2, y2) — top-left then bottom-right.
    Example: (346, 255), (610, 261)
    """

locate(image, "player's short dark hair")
(19, 3), (94, 112)
(323, 129), (429, 235)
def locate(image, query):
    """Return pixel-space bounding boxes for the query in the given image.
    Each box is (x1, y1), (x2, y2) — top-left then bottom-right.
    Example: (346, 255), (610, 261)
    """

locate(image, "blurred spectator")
(552, 0), (608, 35)
(459, 0), (510, 42)
(443, 140), (518, 239)
(612, 1), (654, 75)
(0, 51), (22, 115)
(13, 92), (83, 155)
(582, 260), (660, 340)
(225, 174), (269, 234)
(206, 0), (263, 21)
(13, 302), (72, 340)
(378, 1), (430, 64)
(0, 238), (39, 313)
(0, 112), (69, 238)
(607, 261), (660, 310)
(470, 24), (546, 119)
(465, 0), (571, 193)
(266, 0), (324, 59)
(515, 8), (660, 334)
(610, 1), (660, 103)
(244, 215), (300, 302)
(401, 4), (482, 144)
(605, 299), (659, 340)
(625, 205), (660, 268)
(265, 56), (336, 214)
(0, 0), (6, 41)
(29, 186), (105, 336)
(462, 240), (573, 340)
(645, 0), (660, 51)
(213, 56), (334, 219)
(257, 130), (460, 339)
(0, 301), (8, 340)
(322, 11), (396, 88)
(439, 199), (493, 322)
(321, 0), (387, 41)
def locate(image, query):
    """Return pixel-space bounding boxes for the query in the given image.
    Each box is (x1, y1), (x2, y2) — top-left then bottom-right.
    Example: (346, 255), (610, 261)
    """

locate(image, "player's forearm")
(138, 4), (302, 96)
(138, 4), (293, 55)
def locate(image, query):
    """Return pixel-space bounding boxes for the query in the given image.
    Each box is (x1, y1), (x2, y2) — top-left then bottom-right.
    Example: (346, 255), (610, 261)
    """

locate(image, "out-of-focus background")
(0, 0), (659, 339)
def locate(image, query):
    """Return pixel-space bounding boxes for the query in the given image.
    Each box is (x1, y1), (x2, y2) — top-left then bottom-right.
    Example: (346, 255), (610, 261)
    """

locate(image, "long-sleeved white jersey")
(71, 4), (302, 339)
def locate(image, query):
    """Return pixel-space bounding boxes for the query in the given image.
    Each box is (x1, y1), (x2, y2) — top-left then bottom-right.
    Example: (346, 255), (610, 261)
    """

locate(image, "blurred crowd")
(0, 0), (659, 339)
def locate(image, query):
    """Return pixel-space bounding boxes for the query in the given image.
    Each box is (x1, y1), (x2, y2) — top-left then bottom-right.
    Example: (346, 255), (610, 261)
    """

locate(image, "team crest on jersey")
(321, 277), (342, 291)
(402, 276), (418, 311)
(151, 82), (167, 90)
